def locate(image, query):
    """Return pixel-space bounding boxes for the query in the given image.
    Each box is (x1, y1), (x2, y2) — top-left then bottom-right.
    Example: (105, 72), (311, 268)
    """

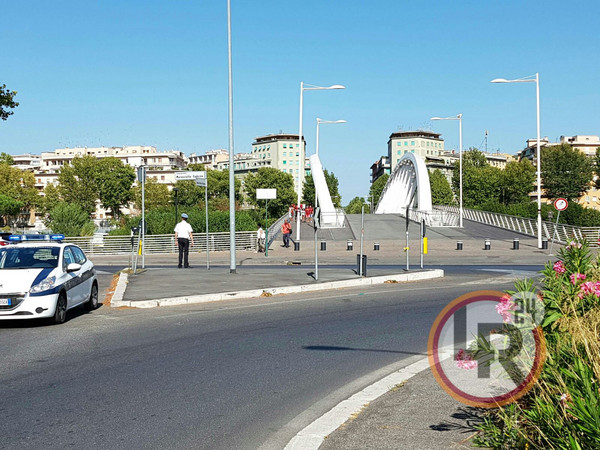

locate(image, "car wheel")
(85, 282), (98, 311)
(51, 293), (68, 325)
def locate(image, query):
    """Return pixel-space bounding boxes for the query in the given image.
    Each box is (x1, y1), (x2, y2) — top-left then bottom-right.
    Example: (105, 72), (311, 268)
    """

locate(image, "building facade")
(251, 133), (306, 194)
(388, 130), (445, 170)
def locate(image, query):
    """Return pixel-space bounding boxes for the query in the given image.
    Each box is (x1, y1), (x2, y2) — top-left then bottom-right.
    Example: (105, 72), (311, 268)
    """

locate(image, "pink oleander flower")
(570, 273), (586, 285)
(578, 281), (600, 299)
(496, 295), (517, 323)
(553, 261), (566, 275)
(566, 241), (583, 250)
(455, 348), (478, 370)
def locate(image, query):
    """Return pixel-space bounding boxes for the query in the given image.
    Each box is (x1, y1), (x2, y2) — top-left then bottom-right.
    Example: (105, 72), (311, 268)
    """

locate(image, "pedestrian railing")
(267, 214), (288, 248)
(434, 205), (599, 247)
(64, 231), (257, 255)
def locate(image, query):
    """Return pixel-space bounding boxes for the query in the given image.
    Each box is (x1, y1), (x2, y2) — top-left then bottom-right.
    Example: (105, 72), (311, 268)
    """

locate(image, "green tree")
(0, 194), (24, 227)
(244, 167), (296, 219)
(498, 159), (536, 205)
(57, 156), (99, 215)
(207, 169), (241, 201)
(187, 163), (206, 171)
(0, 153), (14, 165)
(95, 157), (135, 218)
(39, 183), (62, 216)
(429, 169), (454, 205)
(45, 202), (95, 236)
(345, 196), (369, 214)
(132, 177), (171, 209)
(0, 84), (19, 121)
(173, 179), (204, 208)
(302, 170), (342, 207)
(0, 164), (39, 210)
(369, 174), (389, 209)
(593, 147), (600, 189)
(452, 149), (503, 207)
(541, 144), (594, 200)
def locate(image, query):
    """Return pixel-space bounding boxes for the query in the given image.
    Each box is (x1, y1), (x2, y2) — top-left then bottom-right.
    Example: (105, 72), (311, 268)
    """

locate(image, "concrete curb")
(110, 271), (128, 305)
(110, 269), (444, 309)
(284, 346), (457, 450)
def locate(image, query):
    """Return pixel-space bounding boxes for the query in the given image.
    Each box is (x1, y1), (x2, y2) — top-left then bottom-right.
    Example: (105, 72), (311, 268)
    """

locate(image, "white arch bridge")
(374, 153), (458, 227)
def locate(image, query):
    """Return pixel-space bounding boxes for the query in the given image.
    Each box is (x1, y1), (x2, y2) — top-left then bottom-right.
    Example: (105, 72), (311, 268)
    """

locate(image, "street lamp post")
(491, 73), (542, 249)
(297, 82), (345, 241)
(314, 117), (346, 210)
(431, 114), (463, 228)
(227, 0), (236, 273)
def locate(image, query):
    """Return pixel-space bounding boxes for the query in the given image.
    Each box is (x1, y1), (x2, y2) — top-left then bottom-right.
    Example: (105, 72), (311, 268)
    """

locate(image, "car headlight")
(30, 276), (56, 294)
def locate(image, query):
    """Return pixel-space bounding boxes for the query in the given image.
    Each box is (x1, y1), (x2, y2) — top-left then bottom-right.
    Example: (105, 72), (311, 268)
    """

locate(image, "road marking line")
(284, 348), (455, 450)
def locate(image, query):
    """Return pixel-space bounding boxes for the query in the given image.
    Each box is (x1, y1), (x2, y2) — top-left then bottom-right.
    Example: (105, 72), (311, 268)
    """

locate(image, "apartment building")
(251, 133), (306, 193)
(188, 149), (229, 170)
(388, 130), (445, 170)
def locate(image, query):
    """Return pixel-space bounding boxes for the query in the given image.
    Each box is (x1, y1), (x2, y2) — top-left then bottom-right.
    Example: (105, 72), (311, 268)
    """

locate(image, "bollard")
(542, 239), (548, 250)
(347, 240), (353, 251)
(484, 239), (491, 251)
(294, 241), (300, 251)
(374, 242), (380, 251)
(356, 254), (367, 276)
(320, 240), (326, 251)
(457, 241), (463, 251)
(513, 238), (520, 250)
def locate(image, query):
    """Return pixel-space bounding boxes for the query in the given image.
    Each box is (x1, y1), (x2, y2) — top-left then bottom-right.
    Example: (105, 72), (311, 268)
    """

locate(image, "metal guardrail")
(267, 214), (288, 248)
(434, 205), (598, 246)
(64, 231), (257, 255)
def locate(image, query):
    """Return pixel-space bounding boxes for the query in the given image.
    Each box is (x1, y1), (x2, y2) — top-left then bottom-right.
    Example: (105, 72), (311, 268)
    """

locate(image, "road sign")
(175, 171), (206, 181)
(136, 166), (146, 182)
(195, 178), (207, 187)
(256, 188), (277, 200)
(554, 198), (568, 211)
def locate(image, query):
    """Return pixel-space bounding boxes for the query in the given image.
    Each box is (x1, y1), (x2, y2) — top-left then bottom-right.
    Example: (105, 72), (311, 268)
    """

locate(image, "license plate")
(0, 298), (12, 306)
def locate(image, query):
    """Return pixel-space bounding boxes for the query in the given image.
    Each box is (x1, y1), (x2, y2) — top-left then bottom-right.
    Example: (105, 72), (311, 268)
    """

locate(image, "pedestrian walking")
(174, 213), (194, 268)
(257, 226), (266, 253)
(281, 219), (292, 248)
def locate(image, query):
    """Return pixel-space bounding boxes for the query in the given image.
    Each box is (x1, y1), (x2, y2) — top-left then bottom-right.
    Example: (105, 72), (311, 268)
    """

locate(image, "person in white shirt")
(257, 226), (266, 253)
(174, 213), (194, 268)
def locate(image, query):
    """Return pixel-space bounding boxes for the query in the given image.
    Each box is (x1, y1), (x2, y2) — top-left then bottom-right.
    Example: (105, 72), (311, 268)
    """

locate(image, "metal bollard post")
(294, 241), (300, 251)
(457, 241), (463, 251)
(541, 239), (548, 250)
(374, 242), (380, 251)
(320, 240), (326, 251)
(484, 239), (491, 250)
(347, 240), (353, 251)
(513, 238), (520, 250)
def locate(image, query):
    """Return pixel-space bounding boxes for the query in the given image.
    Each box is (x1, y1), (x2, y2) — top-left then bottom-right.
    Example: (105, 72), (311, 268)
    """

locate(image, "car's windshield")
(0, 247), (60, 269)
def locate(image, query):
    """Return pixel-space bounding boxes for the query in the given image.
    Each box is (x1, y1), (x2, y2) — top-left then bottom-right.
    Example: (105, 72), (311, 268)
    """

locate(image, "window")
(296, 152), (299, 156)
(397, 150), (401, 155)
(63, 247), (76, 270)
(283, 152), (287, 156)
(397, 142), (401, 146)
(405, 142), (408, 146)
(71, 246), (87, 264)
(283, 144), (287, 148)
(283, 160), (287, 164)
(411, 141), (415, 146)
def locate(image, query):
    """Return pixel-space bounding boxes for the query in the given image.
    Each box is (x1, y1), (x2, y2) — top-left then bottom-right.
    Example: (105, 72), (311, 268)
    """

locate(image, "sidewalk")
(319, 368), (482, 450)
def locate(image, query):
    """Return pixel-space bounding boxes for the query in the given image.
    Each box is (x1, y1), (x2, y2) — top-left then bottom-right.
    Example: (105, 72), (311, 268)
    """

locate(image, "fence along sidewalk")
(434, 205), (597, 247)
(65, 231), (257, 255)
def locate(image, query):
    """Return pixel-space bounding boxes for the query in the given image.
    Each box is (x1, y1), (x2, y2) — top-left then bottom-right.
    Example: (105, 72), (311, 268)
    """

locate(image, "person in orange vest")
(281, 219), (292, 248)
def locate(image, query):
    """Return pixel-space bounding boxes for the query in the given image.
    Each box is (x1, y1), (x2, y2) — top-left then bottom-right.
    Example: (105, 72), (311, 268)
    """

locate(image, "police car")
(0, 234), (98, 324)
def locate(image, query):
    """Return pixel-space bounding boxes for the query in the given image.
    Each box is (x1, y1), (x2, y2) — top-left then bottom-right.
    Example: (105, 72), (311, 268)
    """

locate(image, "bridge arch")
(374, 152), (432, 214)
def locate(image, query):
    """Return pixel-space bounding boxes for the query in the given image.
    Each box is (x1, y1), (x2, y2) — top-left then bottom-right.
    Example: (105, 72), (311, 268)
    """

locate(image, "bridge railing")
(64, 231), (257, 255)
(433, 205), (598, 246)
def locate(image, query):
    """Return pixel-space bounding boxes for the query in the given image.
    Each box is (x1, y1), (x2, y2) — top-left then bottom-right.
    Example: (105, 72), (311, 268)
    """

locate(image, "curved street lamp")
(491, 73), (542, 249)
(431, 114), (463, 227)
(297, 83), (345, 241)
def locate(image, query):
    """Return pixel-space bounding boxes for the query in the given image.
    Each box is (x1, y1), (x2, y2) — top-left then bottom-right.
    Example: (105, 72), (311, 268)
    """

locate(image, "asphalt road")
(0, 266), (541, 450)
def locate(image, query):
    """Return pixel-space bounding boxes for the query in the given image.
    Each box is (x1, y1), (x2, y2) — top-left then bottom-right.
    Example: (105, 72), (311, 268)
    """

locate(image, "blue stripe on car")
(30, 268), (53, 287)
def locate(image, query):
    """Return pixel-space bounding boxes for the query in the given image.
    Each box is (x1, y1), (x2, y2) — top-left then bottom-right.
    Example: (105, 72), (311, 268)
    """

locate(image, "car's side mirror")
(66, 263), (82, 273)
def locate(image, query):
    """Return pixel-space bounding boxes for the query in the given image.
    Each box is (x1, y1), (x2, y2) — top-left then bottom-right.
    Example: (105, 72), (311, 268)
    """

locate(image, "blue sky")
(2, 0), (599, 203)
